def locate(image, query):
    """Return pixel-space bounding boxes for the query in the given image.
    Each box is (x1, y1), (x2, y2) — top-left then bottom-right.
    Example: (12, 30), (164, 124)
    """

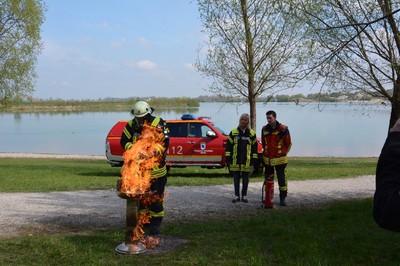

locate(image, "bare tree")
(196, 0), (308, 131)
(296, 0), (400, 131)
(0, 0), (45, 109)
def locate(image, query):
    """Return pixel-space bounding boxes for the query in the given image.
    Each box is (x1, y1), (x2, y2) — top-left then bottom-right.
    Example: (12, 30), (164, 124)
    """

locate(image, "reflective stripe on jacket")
(225, 127), (258, 172)
(261, 121), (292, 166)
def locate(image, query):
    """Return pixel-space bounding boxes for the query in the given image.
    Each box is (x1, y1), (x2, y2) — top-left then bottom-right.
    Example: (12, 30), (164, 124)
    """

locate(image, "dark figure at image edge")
(120, 101), (170, 235)
(261, 110), (292, 208)
(225, 113), (259, 203)
(373, 117), (400, 232)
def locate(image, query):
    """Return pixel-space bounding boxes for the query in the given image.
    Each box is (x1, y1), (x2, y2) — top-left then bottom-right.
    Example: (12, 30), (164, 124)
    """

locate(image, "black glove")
(251, 158), (258, 166)
(225, 156), (231, 166)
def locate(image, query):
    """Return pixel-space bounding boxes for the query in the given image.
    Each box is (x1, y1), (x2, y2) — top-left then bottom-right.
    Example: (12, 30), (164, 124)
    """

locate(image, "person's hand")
(390, 118), (400, 133)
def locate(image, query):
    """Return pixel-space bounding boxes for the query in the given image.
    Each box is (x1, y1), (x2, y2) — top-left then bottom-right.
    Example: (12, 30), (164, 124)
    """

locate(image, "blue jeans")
(232, 171), (249, 197)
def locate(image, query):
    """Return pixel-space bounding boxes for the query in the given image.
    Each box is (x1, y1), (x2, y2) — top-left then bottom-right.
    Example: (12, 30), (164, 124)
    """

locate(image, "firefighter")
(120, 101), (169, 235)
(261, 110), (292, 207)
(225, 113), (258, 203)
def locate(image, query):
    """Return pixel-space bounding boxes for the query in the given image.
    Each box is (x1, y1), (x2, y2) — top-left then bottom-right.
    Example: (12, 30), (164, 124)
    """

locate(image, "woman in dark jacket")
(225, 113), (258, 203)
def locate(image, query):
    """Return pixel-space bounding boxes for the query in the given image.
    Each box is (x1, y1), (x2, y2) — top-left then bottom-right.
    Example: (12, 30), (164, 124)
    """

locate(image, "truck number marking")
(169, 145), (183, 155)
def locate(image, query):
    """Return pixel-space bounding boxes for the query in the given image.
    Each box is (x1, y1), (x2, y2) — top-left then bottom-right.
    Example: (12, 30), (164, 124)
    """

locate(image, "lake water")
(0, 102), (391, 157)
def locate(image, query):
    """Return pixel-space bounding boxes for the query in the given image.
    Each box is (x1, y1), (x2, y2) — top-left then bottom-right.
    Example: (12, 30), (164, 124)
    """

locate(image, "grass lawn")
(0, 156), (389, 265)
(0, 199), (398, 265)
(0, 157), (377, 192)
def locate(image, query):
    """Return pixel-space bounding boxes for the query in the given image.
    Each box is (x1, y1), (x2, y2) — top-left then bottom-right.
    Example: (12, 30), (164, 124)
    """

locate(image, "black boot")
(149, 217), (162, 235)
(279, 191), (287, 206)
(149, 224), (160, 235)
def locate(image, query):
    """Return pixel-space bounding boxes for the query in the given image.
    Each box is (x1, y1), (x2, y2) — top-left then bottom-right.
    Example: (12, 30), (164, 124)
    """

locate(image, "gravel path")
(0, 175), (375, 238)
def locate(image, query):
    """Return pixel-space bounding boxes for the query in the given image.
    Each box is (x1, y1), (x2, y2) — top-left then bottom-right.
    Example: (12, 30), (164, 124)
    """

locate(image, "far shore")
(0, 152), (377, 160)
(0, 152), (105, 160)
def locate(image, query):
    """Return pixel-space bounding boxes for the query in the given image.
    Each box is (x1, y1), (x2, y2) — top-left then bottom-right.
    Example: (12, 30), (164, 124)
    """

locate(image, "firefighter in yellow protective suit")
(225, 113), (259, 203)
(261, 110), (292, 207)
(120, 101), (169, 235)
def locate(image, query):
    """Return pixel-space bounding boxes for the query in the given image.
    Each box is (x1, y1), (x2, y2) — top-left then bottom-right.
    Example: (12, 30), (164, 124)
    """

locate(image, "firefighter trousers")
(139, 175), (167, 227)
(264, 164), (288, 193)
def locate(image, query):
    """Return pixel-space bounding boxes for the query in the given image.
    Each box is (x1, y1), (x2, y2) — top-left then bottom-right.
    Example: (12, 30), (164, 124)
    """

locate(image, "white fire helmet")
(131, 101), (152, 117)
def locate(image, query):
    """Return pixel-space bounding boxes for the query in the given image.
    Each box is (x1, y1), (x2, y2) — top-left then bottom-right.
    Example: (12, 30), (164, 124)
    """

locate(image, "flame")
(144, 236), (160, 249)
(118, 122), (165, 248)
(120, 123), (165, 196)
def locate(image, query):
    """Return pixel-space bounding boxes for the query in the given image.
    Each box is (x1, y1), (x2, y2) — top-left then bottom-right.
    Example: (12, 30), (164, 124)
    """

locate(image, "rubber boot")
(279, 191), (287, 206)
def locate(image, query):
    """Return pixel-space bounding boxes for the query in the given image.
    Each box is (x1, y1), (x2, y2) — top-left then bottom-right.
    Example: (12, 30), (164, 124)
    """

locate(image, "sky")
(34, 0), (209, 100)
(34, 1), (314, 100)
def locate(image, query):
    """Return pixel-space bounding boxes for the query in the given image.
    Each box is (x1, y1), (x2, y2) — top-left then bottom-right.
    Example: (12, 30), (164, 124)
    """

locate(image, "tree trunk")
(249, 94), (257, 132)
(240, 0), (257, 131)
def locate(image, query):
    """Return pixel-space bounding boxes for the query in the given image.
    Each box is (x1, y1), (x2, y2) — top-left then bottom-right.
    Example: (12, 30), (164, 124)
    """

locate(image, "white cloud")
(79, 37), (92, 45)
(41, 40), (66, 61)
(123, 60), (136, 68)
(100, 21), (122, 31)
(111, 38), (127, 48)
(101, 21), (111, 30)
(137, 37), (151, 47)
(183, 63), (195, 70)
(78, 56), (110, 69)
(136, 60), (157, 70)
(41, 39), (115, 72)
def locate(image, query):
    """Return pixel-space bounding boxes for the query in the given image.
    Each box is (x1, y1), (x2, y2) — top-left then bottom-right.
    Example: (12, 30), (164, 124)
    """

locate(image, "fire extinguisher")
(261, 174), (274, 208)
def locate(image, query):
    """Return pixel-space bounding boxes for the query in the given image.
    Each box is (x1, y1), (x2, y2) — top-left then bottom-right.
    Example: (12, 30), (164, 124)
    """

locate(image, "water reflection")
(0, 102), (390, 157)
(13, 113), (22, 123)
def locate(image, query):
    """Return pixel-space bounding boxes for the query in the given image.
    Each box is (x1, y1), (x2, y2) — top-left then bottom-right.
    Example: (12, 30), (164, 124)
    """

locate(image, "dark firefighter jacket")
(261, 121), (292, 166)
(120, 115), (170, 178)
(225, 127), (258, 172)
(373, 131), (400, 232)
